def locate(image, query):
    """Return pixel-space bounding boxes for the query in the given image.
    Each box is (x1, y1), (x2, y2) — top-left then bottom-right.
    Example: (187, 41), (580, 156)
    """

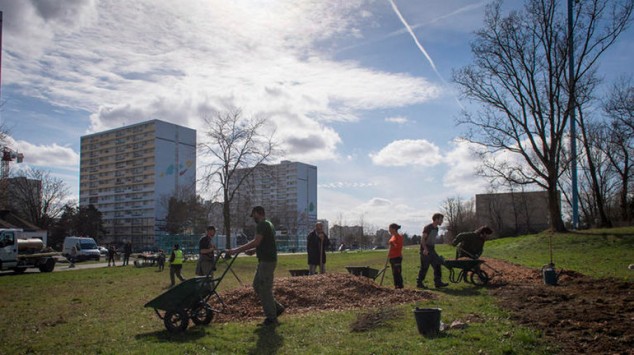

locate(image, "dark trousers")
(417, 245), (443, 286)
(389, 256), (403, 289)
(170, 264), (185, 285)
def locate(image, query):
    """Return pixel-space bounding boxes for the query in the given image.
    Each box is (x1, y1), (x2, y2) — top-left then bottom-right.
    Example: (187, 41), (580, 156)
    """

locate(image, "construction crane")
(1, 145), (24, 180)
(1, 145), (23, 209)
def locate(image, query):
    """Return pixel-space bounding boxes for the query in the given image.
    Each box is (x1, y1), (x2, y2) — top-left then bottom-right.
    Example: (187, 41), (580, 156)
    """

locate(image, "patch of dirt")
(212, 273), (435, 322)
(482, 258), (634, 354)
(350, 307), (404, 332)
(211, 260), (633, 354)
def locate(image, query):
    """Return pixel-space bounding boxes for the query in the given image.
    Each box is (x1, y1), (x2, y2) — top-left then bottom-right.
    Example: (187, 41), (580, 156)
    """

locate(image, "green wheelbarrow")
(442, 259), (490, 286)
(144, 251), (239, 333)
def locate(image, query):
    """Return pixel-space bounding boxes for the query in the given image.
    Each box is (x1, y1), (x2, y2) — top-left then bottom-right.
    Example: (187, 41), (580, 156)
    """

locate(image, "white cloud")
(385, 116), (409, 124)
(1, 135), (78, 170)
(319, 181), (378, 189)
(1, 0), (442, 164)
(442, 139), (488, 195)
(370, 139), (441, 167)
(318, 189), (430, 235)
(14, 139), (80, 169)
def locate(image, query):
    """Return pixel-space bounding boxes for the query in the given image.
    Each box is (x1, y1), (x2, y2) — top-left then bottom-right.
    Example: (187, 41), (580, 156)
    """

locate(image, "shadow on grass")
(134, 324), (208, 343)
(431, 286), (484, 297)
(554, 230), (634, 238)
(247, 324), (284, 355)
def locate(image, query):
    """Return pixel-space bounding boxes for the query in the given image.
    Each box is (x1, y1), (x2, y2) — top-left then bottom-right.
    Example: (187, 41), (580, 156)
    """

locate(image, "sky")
(0, 0), (632, 236)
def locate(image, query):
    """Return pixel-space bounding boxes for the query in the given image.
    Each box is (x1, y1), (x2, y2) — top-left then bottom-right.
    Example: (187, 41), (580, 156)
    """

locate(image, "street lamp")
(568, 0), (579, 230)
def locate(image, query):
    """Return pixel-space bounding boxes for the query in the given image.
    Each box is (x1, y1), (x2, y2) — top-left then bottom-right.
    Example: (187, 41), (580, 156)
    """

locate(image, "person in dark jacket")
(452, 226), (493, 259)
(107, 244), (117, 267)
(122, 241), (132, 266)
(307, 222), (330, 275)
(196, 226), (217, 277)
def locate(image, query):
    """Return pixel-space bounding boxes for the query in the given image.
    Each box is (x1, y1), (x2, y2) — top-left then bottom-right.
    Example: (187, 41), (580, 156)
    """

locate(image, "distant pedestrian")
(157, 249), (166, 272)
(122, 241), (132, 266)
(69, 244), (78, 268)
(307, 222), (330, 275)
(107, 244), (117, 267)
(388, 223), (404, 289)
(417, 213), (448, 289)
(169, 244), (186, 286)
(196, 226), (217, 277)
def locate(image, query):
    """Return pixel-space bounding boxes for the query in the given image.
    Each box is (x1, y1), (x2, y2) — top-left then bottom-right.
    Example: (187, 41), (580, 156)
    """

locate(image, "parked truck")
(0, 228), (57, 273)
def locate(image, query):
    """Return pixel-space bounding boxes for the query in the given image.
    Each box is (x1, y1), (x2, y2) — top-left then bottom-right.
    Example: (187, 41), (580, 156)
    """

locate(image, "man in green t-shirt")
(228, 206), (285, 326)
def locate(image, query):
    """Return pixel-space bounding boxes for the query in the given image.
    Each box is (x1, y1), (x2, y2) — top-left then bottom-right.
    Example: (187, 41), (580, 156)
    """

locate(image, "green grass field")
(0, 229), (631, 354)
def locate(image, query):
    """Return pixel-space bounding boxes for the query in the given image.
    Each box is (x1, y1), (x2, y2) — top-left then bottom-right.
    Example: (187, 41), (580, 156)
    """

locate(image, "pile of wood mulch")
(211, 273), (435, 322)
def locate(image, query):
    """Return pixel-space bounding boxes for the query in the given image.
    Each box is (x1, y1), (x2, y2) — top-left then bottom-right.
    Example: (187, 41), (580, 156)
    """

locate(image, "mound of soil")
(211, 260), (633, 354)
(212, 273), (435, 322)
(482, 258), (634, 354)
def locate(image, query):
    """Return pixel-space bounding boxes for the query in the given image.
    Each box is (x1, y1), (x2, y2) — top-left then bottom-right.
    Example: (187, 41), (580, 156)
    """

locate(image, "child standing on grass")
(157, 249), (165, 272)
(388, 223), (404, 289)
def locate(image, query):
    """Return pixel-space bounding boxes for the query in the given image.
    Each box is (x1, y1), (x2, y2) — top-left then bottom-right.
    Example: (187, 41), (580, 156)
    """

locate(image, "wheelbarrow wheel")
(469, 270), (489, 286)
(191, 303), (214, 325)
(164, 309), (189, 333)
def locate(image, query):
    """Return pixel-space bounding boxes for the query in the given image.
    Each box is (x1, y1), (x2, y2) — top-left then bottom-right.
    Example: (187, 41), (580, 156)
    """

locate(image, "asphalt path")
(0, 256), (131, 275)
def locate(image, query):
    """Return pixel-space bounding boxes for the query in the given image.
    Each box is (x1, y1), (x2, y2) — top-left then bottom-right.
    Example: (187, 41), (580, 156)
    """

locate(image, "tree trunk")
(223, 189), (231, 249)
(620, 171), (630, 222)
(579, 119), (613, 228)
(547, 184), (566, 232)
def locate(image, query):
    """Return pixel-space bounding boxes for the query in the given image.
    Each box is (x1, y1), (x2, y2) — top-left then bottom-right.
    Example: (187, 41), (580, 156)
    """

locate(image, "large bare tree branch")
(453, 0), (632, 231)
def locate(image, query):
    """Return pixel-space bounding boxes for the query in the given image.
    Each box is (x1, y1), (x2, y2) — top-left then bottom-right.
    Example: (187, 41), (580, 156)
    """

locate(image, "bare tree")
(10, 169), (70, 229)
(603, 77), (634, 222)
(453, 0), (633, 232)
(160, 185), (208, 235)
(440, 196), (476, 237)
(199, 109), (276, 248)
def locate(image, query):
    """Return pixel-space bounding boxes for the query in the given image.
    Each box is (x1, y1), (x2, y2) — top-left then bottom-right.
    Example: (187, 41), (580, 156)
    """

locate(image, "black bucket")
(289, 269), (310, 277)
(413, 307), (441, 337)
(541, 264), (560, 285)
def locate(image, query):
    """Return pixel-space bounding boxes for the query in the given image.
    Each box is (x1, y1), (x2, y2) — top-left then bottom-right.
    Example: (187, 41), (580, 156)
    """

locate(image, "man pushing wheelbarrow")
(452, 226), (493, 260)
(442, 226), (497, 286)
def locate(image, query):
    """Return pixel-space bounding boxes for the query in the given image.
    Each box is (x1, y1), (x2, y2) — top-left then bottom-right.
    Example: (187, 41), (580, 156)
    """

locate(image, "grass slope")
(0, 228), (631, 354)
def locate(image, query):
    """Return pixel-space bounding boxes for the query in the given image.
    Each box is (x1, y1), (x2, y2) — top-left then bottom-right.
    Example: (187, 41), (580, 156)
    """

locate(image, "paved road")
(0, 257), (132, 276)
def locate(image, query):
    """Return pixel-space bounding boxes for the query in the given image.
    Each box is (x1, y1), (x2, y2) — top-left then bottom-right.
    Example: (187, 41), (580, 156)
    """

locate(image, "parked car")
(62, 236), (101, 261)
(98, 246), (108, 255)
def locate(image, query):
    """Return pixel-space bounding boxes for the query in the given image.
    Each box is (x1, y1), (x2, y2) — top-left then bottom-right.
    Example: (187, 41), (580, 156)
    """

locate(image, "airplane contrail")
(388, 0), (464, 108)
(388, 0), (443, 82)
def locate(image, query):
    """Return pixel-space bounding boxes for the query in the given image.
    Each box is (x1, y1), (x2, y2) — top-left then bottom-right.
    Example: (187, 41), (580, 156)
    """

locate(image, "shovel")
(379, 254), (390, 286)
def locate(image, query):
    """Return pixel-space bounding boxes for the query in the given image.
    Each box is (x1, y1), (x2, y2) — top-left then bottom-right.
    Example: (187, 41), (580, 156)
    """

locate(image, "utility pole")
(568, 0), (579, 230)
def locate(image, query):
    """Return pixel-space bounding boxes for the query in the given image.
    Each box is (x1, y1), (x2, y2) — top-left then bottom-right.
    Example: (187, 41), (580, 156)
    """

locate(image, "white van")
(62, 237), (101, 262)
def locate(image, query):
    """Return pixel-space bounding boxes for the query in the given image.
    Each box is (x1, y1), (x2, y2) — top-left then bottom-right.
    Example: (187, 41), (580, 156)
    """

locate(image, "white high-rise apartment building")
(230, 160), (317, 251)
(79, 120), (196, 250)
